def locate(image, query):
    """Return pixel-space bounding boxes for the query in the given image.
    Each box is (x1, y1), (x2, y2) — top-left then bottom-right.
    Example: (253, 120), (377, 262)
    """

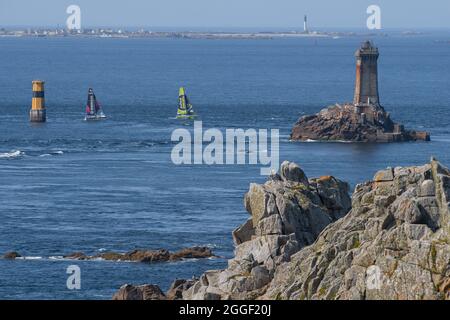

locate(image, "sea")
(0, 31), (450, 299)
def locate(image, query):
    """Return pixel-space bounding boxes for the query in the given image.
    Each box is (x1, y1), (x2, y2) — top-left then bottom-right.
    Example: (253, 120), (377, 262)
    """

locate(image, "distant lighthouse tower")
(353, 41), (380, 107)
(303, 15), (309, 34)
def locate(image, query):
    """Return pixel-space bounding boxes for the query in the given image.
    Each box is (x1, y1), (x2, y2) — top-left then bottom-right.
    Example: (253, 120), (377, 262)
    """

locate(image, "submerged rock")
(63, 252), (89, 260)
(169, 247), (214, 261)
(64, 246), (214, 263)
(3, 251), (21, 259)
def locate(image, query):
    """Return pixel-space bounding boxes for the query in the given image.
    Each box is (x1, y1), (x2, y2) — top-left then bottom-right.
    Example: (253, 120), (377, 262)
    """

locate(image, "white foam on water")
(191, 243), (218, 249)
(90, 257), (106, 262)
(299, 139), (353, 144)
(48, 256), (65, 260)
(16, 256), (43, 260)
(37, 150), (64, 157)
(49, 256), (104, 262)
(0, 150), (24, 159)
(39, 150), (64, 157)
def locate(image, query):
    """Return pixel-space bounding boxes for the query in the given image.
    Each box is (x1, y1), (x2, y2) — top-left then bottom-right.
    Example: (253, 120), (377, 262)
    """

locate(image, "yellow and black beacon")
(29, 80), (46, 122)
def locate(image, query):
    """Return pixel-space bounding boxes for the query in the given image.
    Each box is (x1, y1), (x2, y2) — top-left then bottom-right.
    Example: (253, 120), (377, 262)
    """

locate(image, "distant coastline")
(0, 27), (396, 40)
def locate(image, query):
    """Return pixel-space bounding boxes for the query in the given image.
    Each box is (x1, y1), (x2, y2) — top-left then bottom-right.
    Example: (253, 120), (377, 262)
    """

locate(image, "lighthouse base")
(291, 103), (430, 143)
(30, 109), (46, 122)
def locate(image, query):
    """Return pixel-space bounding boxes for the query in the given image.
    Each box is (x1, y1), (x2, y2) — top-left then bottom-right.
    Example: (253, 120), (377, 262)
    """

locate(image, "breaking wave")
(0, 150), (24, 159)
(0, 150), (64, 159)
(38, 151), (64, 157)
(48, 256), (65, 260)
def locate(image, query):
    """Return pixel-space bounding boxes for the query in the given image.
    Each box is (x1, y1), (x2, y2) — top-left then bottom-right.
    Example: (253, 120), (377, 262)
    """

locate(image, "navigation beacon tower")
(29, 80), (46, 122)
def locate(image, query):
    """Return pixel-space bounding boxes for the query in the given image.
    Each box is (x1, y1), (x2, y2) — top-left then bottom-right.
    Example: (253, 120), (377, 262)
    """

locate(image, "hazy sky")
(1, 0), (450, 29)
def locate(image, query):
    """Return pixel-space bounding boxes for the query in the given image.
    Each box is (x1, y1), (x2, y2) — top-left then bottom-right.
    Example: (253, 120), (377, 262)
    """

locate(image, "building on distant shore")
(303, 15), (309, 34)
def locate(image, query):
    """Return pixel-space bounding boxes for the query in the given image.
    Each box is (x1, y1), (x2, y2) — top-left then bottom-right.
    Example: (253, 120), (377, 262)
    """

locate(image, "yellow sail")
(177, 87), (195, 118)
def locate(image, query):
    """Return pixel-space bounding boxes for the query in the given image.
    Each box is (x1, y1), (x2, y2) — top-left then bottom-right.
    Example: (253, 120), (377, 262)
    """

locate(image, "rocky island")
(291, 41), (430, 142)
(63, 247), (214, 263)
(114, 159), (450, 300)
(2, 247), (214, 264)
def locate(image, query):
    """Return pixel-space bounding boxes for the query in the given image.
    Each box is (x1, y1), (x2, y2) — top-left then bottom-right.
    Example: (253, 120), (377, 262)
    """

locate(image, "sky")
(0, 0), (450, 29)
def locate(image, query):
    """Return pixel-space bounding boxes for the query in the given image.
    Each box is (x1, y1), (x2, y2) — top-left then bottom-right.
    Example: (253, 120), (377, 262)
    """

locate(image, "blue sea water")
(0, 34), (450, 299)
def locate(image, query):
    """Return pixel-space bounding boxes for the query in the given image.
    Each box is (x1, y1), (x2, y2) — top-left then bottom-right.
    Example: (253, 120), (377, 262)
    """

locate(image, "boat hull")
(176, 114), (197, 120)
(84, 115), (107, 121)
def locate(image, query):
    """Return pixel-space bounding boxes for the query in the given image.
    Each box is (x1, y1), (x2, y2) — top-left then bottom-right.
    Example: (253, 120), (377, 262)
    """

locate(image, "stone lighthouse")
(353, 41), (380, 107)
(290, 40), (430, 142)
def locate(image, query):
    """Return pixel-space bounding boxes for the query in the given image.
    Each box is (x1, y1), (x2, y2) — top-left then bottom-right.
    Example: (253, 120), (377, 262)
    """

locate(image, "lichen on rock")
(182, 161), (352, 300)
(112, 159), (450, 300)
(264, 158), (450, 300)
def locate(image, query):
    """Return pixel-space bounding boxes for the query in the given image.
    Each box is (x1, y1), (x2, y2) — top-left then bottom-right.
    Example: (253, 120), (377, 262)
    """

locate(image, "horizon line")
(2, 25), (450, 31)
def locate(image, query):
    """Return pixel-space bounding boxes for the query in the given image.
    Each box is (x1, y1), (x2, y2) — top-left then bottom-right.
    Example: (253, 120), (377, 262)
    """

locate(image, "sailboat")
(177, 87), (196, 119)
(84, 88), (106, 121)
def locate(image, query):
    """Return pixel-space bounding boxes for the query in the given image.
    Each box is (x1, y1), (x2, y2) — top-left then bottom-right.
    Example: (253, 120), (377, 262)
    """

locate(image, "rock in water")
(169, 247), (214, 261)
(64, 246), (214, 263)
(264, 158), (450, 300)
(63, 252), (89, 260)
(291, 104), (430, 142)
(3, 251), (21, 259)
(291, 41), (430, 143)
(182, 161), (352, 300)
